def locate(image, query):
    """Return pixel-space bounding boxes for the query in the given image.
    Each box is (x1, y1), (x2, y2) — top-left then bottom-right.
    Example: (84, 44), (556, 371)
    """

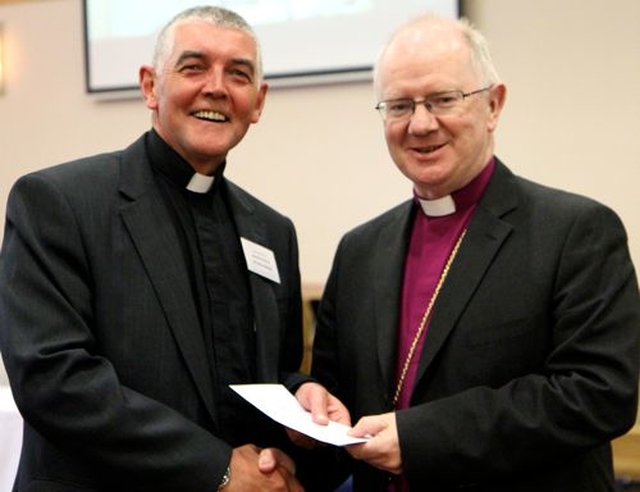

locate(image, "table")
(613, 424), (640, 481)
(0, 386), (22, 492)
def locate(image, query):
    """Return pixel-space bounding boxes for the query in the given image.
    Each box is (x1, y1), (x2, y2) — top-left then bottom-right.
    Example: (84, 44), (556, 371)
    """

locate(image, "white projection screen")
(82, 0), (461, 95)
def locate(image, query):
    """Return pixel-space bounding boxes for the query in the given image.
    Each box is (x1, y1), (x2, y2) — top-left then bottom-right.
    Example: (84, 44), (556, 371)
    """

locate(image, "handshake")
(223, 382), (401, 491)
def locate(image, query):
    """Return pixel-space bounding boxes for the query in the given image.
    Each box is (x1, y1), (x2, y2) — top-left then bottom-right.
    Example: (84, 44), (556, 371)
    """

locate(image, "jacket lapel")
(374, 202), (415, 406)
(412, 162), (518, 393)
(117, 137), (216, 421)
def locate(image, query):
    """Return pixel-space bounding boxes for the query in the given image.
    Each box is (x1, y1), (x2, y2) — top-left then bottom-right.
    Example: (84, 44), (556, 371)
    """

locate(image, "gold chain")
(392, 228), (467, 407)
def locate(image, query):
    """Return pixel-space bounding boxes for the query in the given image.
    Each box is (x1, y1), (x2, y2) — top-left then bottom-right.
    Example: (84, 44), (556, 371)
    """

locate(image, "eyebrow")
(230, 58), (256, 76)
(175, 50), (206, 66)
(174, 50), (256, 76)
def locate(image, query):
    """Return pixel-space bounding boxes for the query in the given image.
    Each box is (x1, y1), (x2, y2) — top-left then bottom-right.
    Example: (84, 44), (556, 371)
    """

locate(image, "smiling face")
(140, 20), (267, 174)
(377, 21), (505, 199)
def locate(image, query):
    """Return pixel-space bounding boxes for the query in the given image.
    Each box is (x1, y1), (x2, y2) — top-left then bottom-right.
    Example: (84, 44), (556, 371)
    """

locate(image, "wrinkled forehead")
(157, 19), (259, 69)
(173, 21), (257, 52)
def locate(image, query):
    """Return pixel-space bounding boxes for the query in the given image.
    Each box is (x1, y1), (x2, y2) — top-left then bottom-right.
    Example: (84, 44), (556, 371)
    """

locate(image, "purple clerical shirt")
(390, 159), (495, 491)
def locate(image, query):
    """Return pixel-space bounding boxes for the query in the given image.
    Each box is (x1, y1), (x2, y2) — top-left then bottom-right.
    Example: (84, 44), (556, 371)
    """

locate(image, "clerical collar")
(186, 173), (215, 193)
(418, 195), (456, 217)
(415, 158), (496, 217)
(146, 129), (224, 194)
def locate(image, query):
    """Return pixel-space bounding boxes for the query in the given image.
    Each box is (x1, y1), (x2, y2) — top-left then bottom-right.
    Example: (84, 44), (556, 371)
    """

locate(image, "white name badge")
(240, 237), (281, 284)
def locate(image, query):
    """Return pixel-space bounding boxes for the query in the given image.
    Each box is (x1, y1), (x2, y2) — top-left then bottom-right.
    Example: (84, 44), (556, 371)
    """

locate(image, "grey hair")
(373, 13), (500, 97)
(152, 5), (263, 84)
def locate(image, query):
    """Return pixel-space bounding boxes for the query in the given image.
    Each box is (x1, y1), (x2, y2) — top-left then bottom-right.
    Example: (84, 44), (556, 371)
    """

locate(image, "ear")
(487, 83), (506, 132)
(139, 65), (159, 110)
(250, 82), (269, 124)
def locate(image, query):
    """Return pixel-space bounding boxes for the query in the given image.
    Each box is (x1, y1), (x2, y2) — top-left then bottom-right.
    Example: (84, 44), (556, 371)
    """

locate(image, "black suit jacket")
(0, 134), (307, 491)
(312, 159), (640, 491)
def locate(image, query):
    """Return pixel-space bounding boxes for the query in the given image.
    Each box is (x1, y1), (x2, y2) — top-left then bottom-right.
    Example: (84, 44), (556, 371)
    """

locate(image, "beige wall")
(0, 0), (639, 389)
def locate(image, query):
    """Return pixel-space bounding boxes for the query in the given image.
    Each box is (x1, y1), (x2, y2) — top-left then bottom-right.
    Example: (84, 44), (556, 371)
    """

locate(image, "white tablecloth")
(0, 386), (22, 492)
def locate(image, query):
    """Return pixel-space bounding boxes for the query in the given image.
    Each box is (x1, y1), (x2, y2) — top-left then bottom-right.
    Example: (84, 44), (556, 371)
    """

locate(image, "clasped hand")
(227, 444), (304, 491)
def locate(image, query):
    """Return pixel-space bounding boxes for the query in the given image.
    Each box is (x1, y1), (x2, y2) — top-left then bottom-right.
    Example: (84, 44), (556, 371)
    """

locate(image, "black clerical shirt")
(145, 130), (267, 446)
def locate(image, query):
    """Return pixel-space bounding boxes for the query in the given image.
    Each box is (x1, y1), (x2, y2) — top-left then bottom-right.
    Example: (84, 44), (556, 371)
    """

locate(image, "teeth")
(194, 110), (227, 122)
(419, 143), (444, 153)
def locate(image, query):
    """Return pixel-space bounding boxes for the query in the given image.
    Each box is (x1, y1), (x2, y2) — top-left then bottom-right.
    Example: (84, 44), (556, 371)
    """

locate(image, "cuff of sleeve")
(217, 466), (231, 490)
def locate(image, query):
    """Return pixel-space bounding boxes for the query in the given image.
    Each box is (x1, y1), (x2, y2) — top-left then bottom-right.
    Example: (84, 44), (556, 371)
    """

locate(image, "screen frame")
(81, 0), (462, 95)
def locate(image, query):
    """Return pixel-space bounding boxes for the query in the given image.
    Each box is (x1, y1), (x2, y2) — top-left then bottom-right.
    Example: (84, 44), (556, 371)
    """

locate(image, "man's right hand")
(224, 444), (304, 491)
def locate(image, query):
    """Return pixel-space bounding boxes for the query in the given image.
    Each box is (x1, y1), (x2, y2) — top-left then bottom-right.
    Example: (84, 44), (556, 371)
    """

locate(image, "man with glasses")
(294, 12), (640, 491)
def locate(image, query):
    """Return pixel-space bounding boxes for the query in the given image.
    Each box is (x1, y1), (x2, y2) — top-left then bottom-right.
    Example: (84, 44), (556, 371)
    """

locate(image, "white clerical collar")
(186, 172), (215, 193)
(418, 194), (456, 217)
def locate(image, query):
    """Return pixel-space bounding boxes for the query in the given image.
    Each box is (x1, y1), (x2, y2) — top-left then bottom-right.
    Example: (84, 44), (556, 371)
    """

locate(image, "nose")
(203, 68), (228, 97)
(408, 103), (439, 135)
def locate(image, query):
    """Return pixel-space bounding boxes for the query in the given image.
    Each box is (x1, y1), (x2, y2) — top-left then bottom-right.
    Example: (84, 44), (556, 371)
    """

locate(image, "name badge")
(240, 238), (281, 284)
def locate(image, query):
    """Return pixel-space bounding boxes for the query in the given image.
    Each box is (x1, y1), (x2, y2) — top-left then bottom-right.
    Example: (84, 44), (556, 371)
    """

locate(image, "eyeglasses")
(375, 86), (492, 120)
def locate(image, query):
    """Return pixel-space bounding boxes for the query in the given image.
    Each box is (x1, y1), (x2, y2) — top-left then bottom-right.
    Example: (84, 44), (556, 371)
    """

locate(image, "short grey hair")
(373, 13), (500, 97)
(152, 5), (263, 84)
